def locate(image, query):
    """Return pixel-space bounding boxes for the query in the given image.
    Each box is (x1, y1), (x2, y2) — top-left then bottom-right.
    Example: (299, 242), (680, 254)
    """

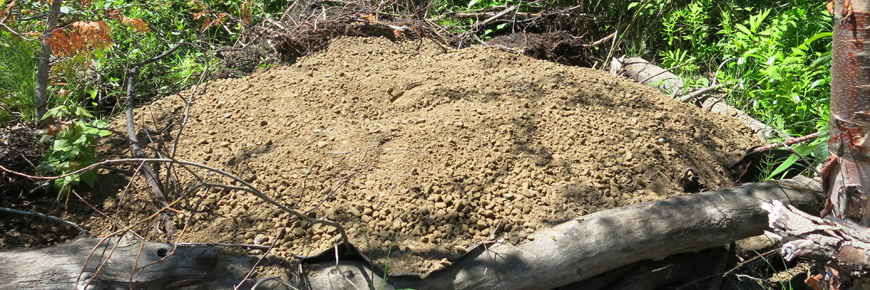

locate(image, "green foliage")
(716, 4), (831, 137)
(38, 105), (112, 197)
(0, 31), (38, 124)
(659, 1), (832, 138)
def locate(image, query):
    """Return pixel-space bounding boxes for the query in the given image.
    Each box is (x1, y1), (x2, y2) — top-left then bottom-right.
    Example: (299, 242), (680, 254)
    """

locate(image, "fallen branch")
(763, 200), (870, 277)
(0, 206), (88, 236)
(122, 43), (184, 234)
(0, 236), (257, 289)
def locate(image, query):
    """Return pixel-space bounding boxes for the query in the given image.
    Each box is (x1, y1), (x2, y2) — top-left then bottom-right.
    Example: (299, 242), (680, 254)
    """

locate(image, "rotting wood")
(764, 200), (870, 278)
(0, 236), (257, 290)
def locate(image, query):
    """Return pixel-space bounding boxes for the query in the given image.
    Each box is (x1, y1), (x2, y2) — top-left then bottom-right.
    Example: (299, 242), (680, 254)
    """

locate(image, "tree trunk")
(33, 0), (62, 125)
(826, 0), (870, 224)
(761, 0), (870, 288)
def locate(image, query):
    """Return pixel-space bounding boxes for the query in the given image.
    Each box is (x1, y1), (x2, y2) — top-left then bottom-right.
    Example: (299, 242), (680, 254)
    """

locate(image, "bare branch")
(0, 206), (88, 236)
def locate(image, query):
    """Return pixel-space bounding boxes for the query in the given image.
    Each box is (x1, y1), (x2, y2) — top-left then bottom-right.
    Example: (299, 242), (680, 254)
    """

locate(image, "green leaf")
(42, 106), (70, 120)
(814, 142), (829, 160)
(53, 139), (73, 152)
(801, 32), (833, 46)
(811, 52), (832, 68)
(735, 24), (752, 36)
(81, 169), (98, 188)
(467, 0), (477, 9)
(769, 154), (799, 179)
(74, 106), (94, 118)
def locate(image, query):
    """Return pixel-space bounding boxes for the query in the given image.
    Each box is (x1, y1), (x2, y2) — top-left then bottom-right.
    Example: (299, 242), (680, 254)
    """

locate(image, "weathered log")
(0, 236), (257, 290)
(610, 56), (685, 96)
(1, 177), (821, 290)
(298, 176), (821, 290)
(764, 200), (870, 277)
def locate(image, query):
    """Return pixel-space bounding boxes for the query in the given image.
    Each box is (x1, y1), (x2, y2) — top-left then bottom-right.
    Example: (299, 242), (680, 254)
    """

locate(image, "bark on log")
(610, 57), (685, 96)
(300, 176), (821, 290)
(764, 200), (870, 277)
(0, 177), (821, 290)
(0, 236), (256, 290)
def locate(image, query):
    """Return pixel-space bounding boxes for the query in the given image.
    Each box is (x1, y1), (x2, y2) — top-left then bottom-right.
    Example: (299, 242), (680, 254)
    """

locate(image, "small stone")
(316, 141), (328, 148)
(254, 234), (267, 245)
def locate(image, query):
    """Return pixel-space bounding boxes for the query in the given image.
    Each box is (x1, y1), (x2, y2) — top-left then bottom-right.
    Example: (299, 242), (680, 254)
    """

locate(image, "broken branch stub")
(764, 200), (870, 277)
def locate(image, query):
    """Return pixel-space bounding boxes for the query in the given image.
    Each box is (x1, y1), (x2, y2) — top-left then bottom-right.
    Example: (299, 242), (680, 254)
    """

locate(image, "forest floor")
(2, 36), (761, 278)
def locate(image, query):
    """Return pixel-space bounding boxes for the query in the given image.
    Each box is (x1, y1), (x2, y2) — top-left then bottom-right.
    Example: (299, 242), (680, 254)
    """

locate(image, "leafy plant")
(657, 0), (832, 141)
(659, 48), (698, 75)
(38, 105), (111, 197)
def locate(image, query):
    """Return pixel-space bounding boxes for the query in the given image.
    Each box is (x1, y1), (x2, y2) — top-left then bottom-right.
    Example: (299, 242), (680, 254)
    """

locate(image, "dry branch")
(764, 200), (870, 277)
(123, 43), (184, 234)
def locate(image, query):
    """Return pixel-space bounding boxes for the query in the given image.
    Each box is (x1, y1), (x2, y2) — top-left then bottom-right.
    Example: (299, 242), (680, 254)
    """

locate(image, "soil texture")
(46, 37), (758, 275)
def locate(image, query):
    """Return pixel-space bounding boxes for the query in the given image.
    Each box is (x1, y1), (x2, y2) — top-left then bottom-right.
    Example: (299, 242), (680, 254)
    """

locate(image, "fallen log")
(302, 176), (821, 290)
(0, 177), (821, 290)
(0, 236), (257, 290)
(610, 56), (790, 142)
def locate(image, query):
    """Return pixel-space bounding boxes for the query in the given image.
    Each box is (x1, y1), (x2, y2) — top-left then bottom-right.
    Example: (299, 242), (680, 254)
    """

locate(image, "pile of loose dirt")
(88, 37), (757, 275)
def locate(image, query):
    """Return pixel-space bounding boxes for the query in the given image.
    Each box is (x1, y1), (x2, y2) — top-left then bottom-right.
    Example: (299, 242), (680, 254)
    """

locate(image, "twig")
(713, 57), (737, 85)
(124, 42), (185, 234)
(0, 206), (88, 236)
(177, 242), (271, 250)
(477, 5), (517, 28)
(678, 84), (723, 103)
(749, 132), (821, 153)
(335, 243), (363, 290)
(252, 276), (297, 290)
(71, 191), (144, 240)
(722, 247), (780, 277)
(583, 31), (616, 47)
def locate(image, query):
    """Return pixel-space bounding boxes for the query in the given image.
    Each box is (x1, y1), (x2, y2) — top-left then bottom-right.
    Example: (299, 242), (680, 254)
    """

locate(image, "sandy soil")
(65, 36), (760, 275)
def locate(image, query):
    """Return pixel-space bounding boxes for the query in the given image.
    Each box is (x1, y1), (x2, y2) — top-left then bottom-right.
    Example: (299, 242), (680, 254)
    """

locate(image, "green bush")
(37, 105), (112, 197)
(659, 1), (831, 138)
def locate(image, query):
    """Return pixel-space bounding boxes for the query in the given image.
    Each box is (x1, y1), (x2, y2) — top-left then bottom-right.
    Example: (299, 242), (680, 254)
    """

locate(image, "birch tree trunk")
(763, 0), (870, 288)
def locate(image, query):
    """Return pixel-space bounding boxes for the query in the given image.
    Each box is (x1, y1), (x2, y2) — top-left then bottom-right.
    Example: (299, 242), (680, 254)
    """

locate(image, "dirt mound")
(89, 36), (756, 275)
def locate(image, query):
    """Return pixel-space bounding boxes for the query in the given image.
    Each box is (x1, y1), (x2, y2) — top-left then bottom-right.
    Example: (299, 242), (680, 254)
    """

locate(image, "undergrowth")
(655, 0), (832, 171)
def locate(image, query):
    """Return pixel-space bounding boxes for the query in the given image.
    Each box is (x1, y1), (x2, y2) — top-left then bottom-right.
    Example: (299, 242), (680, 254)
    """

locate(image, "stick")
(0, 206), (88, 236)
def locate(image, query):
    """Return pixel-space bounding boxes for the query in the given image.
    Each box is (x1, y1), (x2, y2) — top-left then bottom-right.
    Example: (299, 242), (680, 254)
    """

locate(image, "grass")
(0, 31), (38, 124)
